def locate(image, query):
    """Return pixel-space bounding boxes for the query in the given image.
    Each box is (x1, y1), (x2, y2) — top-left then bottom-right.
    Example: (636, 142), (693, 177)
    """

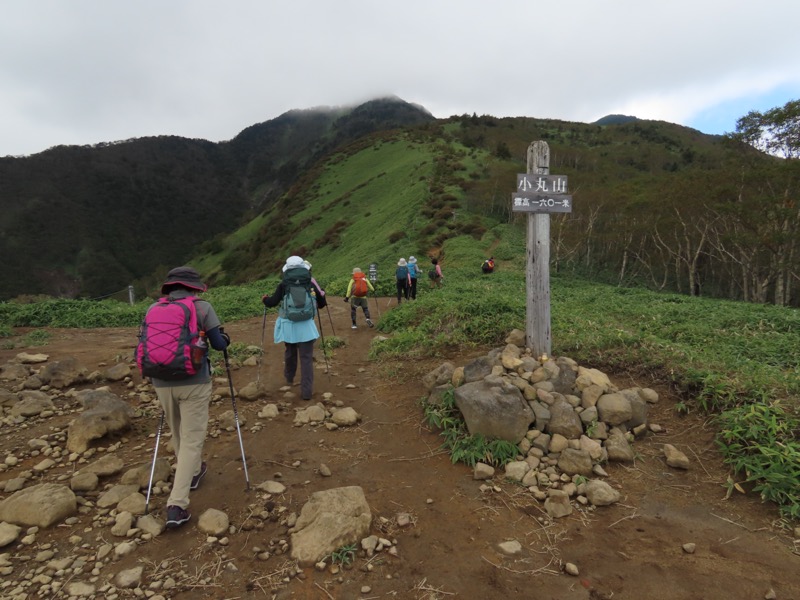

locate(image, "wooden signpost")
(512, 141), (572, 358)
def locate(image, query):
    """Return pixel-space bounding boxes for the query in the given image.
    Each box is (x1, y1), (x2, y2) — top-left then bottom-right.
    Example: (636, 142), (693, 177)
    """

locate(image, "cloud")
(1, 0), (799, 156)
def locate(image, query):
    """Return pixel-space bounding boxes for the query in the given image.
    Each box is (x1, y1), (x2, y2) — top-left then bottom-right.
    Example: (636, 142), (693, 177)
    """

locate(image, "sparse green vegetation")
(327, 543), (357, 566)
(423, 388), (520, 468)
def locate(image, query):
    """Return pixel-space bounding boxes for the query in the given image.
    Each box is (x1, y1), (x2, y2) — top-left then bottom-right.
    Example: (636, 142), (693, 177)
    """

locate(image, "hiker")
(481, 257), (495, 274)
(261, 256), (327, 401)
(407, 255), (421, 299)
(395, 258), (411, 304)
(138, 266), (230, 529)
(429, 257), (443, 288)
(344, 267), (375, 329)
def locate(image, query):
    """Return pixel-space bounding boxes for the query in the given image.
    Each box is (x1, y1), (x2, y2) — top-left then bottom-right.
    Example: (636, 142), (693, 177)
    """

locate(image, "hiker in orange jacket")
(344, 267), (375, 329)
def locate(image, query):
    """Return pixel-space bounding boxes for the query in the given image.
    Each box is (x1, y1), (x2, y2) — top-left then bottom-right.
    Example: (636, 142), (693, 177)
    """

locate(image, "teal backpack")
(281, 267), (316, 322)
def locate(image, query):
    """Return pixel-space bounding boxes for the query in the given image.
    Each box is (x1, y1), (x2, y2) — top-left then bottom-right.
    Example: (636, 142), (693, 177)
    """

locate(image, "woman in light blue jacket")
(261, 256), (327, 401)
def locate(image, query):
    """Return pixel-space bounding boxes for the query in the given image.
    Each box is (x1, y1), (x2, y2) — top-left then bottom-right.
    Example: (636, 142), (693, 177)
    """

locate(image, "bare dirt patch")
(1, 297), (798, 599)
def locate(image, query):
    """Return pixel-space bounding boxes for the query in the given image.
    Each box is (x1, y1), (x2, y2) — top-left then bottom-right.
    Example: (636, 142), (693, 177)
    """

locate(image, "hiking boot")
(351, 324), (357, 329)
(190, 461), (207, 491)
(165, 505), (191, 529)
(366, 319), (374, 328)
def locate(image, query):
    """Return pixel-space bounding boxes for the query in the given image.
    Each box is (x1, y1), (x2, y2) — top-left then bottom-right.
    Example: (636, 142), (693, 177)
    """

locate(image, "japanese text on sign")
(511, 193), (573, 213)
(517, 174), (568, 194)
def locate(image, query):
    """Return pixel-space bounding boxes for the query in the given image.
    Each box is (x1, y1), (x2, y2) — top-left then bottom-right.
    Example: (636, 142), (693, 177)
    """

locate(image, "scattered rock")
(258, 480), (286, 495)
(198, 508), (229, 536)
(0, 521), (22, 547)
(258, 404), (279, 419)
(115, 565), (144, 588)
(96, 484), (140, 509)
(290, 486), (372, 566)
(137, 514), (165, 537)
(497, 539), (522, 556)
(663, 444), (691, 469)
(331, 407), (359, 426)
(473, 462), (495, 480)
(0, 483), (77, 528)
(584, 480), (621, 506)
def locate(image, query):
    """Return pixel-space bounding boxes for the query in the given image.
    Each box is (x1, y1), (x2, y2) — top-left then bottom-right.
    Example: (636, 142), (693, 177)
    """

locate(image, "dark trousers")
(284, 340), (315, 400)
(350, 297), (371, 323)
(396, 279), (408, 303)
(409, 278), (418, 299)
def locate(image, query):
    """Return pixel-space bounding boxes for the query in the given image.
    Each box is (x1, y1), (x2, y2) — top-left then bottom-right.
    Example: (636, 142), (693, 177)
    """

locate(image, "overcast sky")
(2, 0), (799, 157)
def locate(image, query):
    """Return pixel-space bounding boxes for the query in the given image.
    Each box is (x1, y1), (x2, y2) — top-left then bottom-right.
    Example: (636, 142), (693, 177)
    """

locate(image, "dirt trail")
(1, 296), (798, 600)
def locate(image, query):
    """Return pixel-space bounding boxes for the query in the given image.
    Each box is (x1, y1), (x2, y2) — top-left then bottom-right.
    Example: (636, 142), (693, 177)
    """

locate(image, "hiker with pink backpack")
(136, 266), (231, 529)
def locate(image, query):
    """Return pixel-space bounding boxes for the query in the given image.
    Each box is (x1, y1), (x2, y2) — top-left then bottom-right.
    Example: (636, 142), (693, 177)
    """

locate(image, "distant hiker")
(482, 257), (495, 274)
(137, 266), (230, 529)
(344, 267), (375, 329)
(395, 258), (411, 304)
(261, 256), (327, 401)
(429, 257), (443, 288)
(407, 255), (421, 299)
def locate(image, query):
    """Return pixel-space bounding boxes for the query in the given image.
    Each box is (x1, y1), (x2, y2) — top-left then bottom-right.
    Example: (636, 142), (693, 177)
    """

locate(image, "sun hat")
(398, 258), (407, 266)
(303, 260), (312, 270)
(282, 255), (306, 273)
(353, 267), (362, 274)
(409, 256), (417, 264)
(161, 266), (207, 294)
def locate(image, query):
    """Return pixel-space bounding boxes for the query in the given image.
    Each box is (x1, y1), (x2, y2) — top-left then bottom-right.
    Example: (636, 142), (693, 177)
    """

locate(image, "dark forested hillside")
(0, 97), (434, 300)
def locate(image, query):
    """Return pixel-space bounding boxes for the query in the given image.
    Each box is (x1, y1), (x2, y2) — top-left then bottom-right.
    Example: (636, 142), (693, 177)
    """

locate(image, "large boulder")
(290, 486), (372, 566)
(38, 357), (88, 388)
(454, 376), (533, 443)
(9, 390), (54, 418)
(0, 362), (30, 381)
(0, 483), (77, 528)
(67, 390), (134, 453)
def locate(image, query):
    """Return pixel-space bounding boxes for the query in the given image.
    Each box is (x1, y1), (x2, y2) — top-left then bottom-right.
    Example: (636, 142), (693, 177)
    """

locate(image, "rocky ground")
(1, 297), (799, 600)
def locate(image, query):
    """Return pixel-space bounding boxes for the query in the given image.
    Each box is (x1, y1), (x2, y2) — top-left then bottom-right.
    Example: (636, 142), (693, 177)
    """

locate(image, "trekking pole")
(222, 343), (251, 491)
(256, 305), (267, 387)
(144, 410), (165, 515)
(325, 302), (336, 336)
(372, 292), (381, 319)
(311, 293), (332, 377)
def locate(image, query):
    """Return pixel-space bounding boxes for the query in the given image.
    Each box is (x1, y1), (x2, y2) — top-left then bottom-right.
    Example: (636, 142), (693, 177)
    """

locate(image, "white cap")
(282, 255), (306, 272)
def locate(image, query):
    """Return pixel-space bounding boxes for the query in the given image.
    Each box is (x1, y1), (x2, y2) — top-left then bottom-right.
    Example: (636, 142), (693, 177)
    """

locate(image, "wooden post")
(526, 141), (551, 358)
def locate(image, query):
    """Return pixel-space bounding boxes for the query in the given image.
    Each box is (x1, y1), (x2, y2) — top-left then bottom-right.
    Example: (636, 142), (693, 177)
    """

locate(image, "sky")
(2, 0), (799, 157)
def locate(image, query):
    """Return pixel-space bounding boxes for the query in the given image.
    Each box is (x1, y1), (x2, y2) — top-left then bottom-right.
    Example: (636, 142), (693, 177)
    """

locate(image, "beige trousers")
(155, 382), (211, 509)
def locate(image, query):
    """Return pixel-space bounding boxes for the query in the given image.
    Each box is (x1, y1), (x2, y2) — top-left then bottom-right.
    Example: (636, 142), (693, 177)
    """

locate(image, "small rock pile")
(422, 329), (666, 519)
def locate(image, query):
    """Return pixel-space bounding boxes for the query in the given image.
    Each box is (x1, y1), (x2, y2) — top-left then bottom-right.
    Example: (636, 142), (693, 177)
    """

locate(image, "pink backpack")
(136, 297), (202, 380)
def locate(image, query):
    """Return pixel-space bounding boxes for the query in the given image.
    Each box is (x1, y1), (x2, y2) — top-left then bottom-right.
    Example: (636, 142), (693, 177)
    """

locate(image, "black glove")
(219, 327), (231, 346)
(262, 294), (269, 306)
(343, 297), (349, 303)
